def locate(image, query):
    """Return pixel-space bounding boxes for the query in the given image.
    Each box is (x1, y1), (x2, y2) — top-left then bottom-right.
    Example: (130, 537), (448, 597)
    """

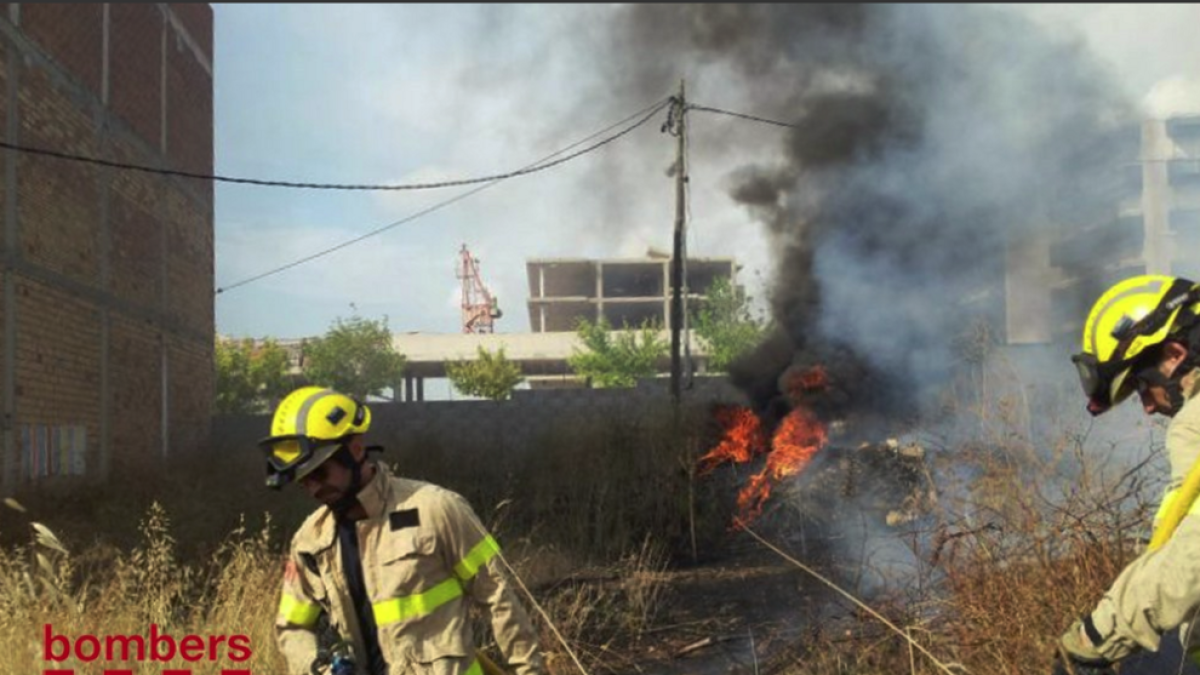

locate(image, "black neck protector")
(1135, 332), (1200, 417)
(330, 446), (367, 518)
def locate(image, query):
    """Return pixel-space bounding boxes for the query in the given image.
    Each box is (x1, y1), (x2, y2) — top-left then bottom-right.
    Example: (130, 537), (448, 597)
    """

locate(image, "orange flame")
(701, 365), (830, 529)
(785, 364), (828, 399)
(735, 407), (827, 524)
(697, 406), (767, 476)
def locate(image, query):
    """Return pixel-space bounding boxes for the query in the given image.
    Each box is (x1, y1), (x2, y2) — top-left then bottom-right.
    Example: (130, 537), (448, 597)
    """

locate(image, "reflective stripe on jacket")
(274, 462), (545, 675)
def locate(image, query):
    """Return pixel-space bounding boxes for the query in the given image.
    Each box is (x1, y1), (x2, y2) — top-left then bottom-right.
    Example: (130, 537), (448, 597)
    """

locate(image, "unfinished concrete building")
(1044, 115), (1200, 343)
(526, 255), (739, 332)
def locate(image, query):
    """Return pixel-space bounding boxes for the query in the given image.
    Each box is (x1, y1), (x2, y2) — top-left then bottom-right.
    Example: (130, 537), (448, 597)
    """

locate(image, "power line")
(690, 103), (1200, 167)
(688, 104), (800, 129)
(0, 101), (671, 191)
(215, 95), (673, 296)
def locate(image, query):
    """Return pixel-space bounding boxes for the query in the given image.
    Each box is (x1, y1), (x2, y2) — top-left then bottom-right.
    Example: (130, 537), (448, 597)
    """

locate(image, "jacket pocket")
(372, 528), (446, 614)
(379, 528), (435, 565)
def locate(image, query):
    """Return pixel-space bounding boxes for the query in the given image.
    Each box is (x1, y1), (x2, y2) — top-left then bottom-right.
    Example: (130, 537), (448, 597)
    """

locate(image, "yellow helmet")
(1072, 275), (1200, 415)
(258, 386), (372, 488)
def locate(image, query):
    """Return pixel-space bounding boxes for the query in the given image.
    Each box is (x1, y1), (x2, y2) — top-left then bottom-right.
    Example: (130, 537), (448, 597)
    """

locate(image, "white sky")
(212, 4), (1200, 340)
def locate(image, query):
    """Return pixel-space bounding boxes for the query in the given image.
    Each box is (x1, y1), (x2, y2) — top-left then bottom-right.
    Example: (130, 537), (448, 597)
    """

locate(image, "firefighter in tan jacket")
(1056, 275), (1200, 674)
(261, 386), (546, 675)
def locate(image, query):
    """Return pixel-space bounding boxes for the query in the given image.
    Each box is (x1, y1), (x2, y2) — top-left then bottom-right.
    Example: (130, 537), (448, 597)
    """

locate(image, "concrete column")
(596, 262), (604, 324)
(157, 13), (170, 460)
(1142, 119), (1172, 274)
(160, 335), (169, 458)
(1004, 226), (1058, 344)
(404, 376), (414, 402)
(98, 85), (113, 481)
(417, 378), (425, 402)
(2, 37), (20, 492)
(538, 265), (544, 299)
(662, 261), (670, 329)
(159, 11), (168, 155)
(101, 5), (110, 106)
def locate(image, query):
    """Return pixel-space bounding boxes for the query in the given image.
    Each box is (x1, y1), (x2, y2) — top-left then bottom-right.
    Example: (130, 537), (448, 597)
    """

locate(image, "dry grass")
(0, 402), (701, 674)
(0, 498), (673, 675)
(766, 348), (1171, 675)
(0, 368), (1175, 675)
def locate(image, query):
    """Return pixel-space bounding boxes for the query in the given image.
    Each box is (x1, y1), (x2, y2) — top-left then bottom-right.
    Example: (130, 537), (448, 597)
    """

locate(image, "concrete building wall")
(527, 257), (738, 333)
(0, 4), (213, 490)
(1041, 116), (1200, 345)
(213, 376), (749, 470)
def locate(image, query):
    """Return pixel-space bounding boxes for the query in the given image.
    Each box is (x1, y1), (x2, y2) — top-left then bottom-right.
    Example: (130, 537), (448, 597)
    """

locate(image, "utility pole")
(670, 80), (687, 405)
(666, 80), (697, 563)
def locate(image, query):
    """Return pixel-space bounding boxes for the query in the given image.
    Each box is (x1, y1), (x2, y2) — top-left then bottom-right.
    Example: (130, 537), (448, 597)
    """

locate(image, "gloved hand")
(1051, 650), (1116, 675)
(1053, 618), (1116, 675)
(311, 648), (358, 675)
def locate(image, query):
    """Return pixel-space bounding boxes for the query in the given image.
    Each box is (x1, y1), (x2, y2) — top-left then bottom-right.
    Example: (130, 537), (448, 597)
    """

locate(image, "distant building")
(526, 254), (740, 332)
(985, 115), (1200, 347)
(383, 255), (740, 396)
(0, 6), (214, 489)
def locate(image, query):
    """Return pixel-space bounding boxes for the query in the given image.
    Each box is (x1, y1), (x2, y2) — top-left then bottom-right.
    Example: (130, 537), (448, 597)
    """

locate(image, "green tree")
(302, 315), (407, 400)
(214, 337), (293, 415)
(445, 346), (525, 400)
(692, 276), (767, 372)
(567, 317), (668, 388)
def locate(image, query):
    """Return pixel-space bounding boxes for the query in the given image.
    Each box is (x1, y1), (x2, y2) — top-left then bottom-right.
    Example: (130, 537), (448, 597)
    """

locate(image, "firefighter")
(1054, 274), (1200, 674)
(261, 386), (547, 675)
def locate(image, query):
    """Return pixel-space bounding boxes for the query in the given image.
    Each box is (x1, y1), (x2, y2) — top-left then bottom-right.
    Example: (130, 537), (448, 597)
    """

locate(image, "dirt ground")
(599, 534), (836, 675)
(595, 442), (932, 675)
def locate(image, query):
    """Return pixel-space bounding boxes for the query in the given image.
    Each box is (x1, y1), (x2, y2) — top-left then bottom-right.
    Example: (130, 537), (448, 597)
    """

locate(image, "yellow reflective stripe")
(465, 659), (484, 675)
(373, 577), (463, 626)
(278, 593), (321, 627)
(454, 535), (500, 581)
(1154, 487), (1200, 525)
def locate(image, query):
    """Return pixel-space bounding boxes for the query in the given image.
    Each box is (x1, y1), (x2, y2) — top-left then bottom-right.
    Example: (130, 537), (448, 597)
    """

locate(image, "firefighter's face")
(1134, 341), (1190, 416)
(299, 457), (352, 505)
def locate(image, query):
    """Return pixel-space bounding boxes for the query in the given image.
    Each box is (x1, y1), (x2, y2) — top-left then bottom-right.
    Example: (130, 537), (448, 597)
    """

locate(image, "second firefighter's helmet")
(1072, 274), (1200, 415)
(258, 386), (371, 488)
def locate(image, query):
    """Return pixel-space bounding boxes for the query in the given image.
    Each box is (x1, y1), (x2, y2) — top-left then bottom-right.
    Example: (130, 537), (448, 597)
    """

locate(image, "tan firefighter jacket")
(275, 462), (545, 675)
(1076, 371), (1200, 663)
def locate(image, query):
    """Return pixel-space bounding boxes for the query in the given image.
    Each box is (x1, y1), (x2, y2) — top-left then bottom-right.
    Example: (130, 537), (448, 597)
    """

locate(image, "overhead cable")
(215, 95), (673, 296)
(687, 104), (800, 129)
(690, 104), (1200, 169)
(0, 98), (669, 191)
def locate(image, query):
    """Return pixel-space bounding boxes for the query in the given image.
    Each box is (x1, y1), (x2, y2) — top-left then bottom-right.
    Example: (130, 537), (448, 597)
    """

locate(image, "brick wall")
(110, 313), (161, 469)
(14, 278), (100, 478)
(0, 4), (214, 491)
(19, 4), (104, 97)
(16, 63), (102, 283)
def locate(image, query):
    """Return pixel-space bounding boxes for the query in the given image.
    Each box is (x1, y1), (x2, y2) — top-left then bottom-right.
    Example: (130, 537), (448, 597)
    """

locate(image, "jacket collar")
(352, 460), (393, 520)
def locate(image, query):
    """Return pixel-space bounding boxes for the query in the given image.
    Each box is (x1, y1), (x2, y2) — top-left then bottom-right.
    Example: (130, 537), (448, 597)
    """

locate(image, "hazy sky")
(212, 4), (1200, 341)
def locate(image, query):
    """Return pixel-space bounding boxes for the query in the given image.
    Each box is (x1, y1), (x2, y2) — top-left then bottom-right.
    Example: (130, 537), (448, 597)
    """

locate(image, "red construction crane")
(456, 244), (502, 333)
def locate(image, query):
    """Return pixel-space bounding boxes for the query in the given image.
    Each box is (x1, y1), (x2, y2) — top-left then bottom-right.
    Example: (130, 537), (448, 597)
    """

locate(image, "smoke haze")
(587, 4), (1137, 423)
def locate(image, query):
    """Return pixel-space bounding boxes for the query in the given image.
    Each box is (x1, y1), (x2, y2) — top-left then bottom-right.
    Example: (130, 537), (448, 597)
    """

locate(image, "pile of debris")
(769, 437), (937, 534)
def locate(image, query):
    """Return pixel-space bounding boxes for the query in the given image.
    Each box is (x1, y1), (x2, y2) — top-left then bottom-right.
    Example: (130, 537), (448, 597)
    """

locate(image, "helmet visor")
(1071, 352), (1138, 416)
(259, 434), (343, 474)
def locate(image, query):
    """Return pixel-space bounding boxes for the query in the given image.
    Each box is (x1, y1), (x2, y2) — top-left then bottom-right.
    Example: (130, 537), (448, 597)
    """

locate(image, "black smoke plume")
(597, 4), (1136, 425)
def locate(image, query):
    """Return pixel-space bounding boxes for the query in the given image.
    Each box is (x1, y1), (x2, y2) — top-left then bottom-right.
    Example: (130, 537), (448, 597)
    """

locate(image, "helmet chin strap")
(1137, 360), (1196, 418)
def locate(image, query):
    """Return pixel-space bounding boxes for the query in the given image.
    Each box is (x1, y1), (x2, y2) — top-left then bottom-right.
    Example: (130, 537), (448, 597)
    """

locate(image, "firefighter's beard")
(329, 460), (367, 517)
(314, 486), (345, 504)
